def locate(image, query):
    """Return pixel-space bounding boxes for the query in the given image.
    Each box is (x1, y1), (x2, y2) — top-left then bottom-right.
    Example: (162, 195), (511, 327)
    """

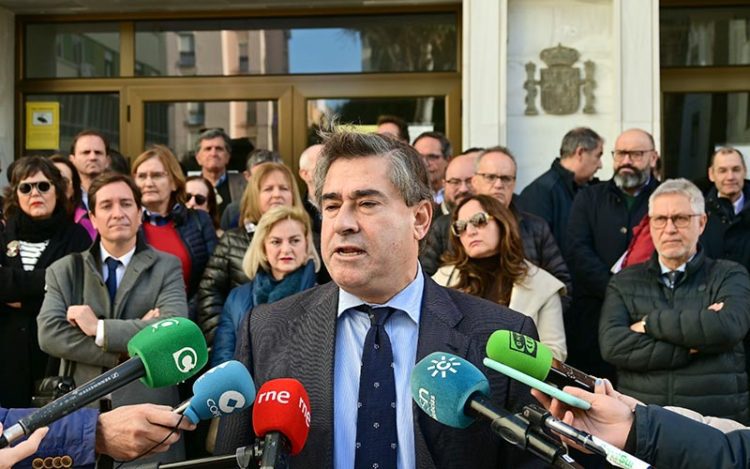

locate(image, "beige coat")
(433, 260), (567, 361)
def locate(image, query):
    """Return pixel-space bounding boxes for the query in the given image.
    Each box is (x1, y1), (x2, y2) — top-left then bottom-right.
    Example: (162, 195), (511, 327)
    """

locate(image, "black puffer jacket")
(196, 226), (253, 344)
(599, 250), (750, 423)
(419, 202), (572, 301)
(701, 184), (750, 272)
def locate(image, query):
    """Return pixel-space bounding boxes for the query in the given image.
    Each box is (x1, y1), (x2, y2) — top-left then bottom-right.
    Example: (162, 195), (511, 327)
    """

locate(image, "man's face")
(709, 151), (746, 201)
(472, 151), (516, 207)
(649, 193), (706, 268)
(414, 137), (448, 187)
(612, 130), (657, 190)
(577, 141), (604, 182)
(320, 156), (431, 303)
(69, 135), (109, 179)
(89, 181), (142, 246)
(443, 155), (475, 208)
(195, 137), (230, 173)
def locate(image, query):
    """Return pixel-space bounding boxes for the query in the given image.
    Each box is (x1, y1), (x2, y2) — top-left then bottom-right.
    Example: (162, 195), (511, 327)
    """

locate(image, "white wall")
(463, 0), (661, 190)
(0, 7), (13, 186)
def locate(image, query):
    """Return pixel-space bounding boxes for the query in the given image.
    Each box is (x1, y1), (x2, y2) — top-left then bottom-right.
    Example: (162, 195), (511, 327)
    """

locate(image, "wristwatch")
(640, 316), (648, 333)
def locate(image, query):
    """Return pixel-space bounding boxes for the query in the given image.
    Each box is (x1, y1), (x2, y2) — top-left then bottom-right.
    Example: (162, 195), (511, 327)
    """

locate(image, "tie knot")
(360, 305), (394, 327)
(105, 257), (121, 271)
(665, 270), (683, 288)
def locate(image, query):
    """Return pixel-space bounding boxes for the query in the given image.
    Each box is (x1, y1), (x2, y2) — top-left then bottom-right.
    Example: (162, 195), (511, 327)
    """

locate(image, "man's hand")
(0, 423), (48, 469)
(532, 379), (635, 452)
(629, 320), (645, 334)
(141, 308), (161, 321)
(95, 404), (196, 461)
(708, 302), (724, 312)
(67, 305), (99, 336)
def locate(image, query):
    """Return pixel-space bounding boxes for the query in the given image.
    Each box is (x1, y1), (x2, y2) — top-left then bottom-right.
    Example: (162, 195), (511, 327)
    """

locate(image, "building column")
(0, 7), (14, 180)
(616, 0), (661, 147)
(462, 0), (507, 150)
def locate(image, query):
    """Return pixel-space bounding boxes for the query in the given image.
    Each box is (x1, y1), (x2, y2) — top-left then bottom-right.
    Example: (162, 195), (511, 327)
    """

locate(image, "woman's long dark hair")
(4, 156), (70, 220)
(442, 194), (527, 305)
(186, 175), (220, 230)
(50, 155), (83, 211)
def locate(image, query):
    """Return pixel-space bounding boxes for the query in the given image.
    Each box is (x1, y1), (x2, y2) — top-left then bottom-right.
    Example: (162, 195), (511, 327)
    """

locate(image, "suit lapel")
(414, 275), (471, 469)
(286, 283), (338, 468)
(114, 250), (155, 318)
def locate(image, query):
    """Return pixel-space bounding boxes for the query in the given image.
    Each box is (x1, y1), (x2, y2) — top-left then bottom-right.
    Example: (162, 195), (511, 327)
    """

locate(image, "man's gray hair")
(314, 130), (432, 208)
(559, 127), (603, 158)
(649, 178), (705, 215)
(195, 128), (232, 155)
(475, 146), (517, 174)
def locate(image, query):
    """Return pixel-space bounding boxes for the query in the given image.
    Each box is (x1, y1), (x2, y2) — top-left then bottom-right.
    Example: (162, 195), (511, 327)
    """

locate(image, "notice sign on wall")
(25, 102), (60, 150)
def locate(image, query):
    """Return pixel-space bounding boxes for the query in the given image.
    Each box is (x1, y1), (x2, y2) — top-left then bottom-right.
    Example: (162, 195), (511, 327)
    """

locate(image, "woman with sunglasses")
(0, 156), (91, 407)
(185, 176), (221, 236)
(433, 194), (567, 361)
(131, 145), (218, 311)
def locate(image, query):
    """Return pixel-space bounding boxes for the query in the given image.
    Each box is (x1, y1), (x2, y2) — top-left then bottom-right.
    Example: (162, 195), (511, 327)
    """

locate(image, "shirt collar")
(215, 172), (228, 187)
(734, 192), (745, 215)
(658, 253), (696, 275)
(337, 264), (424, 326)
(99, 243), (136, 269)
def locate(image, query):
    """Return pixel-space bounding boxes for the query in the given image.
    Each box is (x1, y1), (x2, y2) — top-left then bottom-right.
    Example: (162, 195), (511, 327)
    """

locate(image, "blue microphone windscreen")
(410, 352), (490, 429)
(184, 360), (255, 424)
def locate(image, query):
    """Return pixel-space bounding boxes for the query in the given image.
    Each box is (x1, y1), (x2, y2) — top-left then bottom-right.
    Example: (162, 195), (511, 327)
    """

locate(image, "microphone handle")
(136, 444), (261, 469)
(469, 394), (580, 469)
(522, 404), (652, 469)
(0, 357), (145, 448)
(259, 432), (291, 469)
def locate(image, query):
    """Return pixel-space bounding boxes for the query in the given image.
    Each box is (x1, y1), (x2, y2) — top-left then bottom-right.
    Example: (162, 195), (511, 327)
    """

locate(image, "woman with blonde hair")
(210, 205), (319, 366)
(433, 194), (567, 361)
(197, 162), (304, 343)
(131, 145), (218, 304)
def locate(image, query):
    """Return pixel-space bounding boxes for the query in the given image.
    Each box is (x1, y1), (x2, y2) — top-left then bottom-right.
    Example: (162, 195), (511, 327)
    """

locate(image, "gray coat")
(37, 237), (188, 463)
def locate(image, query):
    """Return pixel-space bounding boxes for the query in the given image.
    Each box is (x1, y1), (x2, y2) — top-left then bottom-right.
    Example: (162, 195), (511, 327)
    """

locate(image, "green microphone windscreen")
(127, 317), (208, 388)
(485, 330), (553, 381)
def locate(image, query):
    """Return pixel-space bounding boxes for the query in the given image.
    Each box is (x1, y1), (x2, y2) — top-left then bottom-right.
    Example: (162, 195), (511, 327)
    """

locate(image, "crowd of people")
(2, 115), (750, 468)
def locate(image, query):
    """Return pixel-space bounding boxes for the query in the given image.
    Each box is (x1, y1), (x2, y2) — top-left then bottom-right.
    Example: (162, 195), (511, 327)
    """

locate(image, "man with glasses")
(599, 178), (750, 423)
(701, 147), (750, 273)
(470, 146), (572, 299)
(519, 127), (604, 250)
(419, 150), (479, 274)
(566, 128), (660, 381)
(412, 131), (452, 206)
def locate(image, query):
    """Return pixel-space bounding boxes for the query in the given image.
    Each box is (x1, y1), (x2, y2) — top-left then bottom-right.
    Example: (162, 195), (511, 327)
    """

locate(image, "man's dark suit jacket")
(216, 275), (545, 468)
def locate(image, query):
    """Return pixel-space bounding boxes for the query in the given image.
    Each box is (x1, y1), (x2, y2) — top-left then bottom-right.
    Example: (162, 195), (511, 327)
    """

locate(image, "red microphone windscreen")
(252, 378), (311, 455)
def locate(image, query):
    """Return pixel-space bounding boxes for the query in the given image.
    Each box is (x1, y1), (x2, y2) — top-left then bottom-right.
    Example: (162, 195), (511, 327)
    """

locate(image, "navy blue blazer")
(216, 274), (545, 468)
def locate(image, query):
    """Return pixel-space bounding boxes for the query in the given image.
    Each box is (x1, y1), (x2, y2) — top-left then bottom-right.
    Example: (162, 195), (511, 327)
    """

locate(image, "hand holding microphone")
(0, 317), (208, 449)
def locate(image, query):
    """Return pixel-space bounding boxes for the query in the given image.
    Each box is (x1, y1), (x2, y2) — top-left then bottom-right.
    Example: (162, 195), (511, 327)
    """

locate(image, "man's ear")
(413, 199), (433, 241)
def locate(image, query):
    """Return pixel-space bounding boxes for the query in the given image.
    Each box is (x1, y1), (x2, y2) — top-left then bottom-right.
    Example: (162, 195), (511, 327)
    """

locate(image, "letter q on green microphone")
(127, 317), (208, 387)
(485, 330), (553, 382)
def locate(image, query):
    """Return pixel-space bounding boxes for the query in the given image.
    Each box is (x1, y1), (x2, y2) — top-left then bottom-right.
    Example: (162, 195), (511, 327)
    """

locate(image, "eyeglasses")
(445, 177), (474, 188)
(18, 181), (52, 195)
(476, 173), (515, 185)
(650, 214), (701, 228)
(612, 149), (653, 162)
(451, 212), (494, 236)
(135, 171), (168, 182)
(186, 193), (208, 205)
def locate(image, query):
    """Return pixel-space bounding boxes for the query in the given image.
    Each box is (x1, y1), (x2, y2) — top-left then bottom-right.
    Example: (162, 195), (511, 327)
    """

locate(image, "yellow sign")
(25, 102), (60, 150)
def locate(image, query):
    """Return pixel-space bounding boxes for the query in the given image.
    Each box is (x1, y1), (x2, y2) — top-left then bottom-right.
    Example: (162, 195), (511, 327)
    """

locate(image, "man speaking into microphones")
(217, 131), (545, 468)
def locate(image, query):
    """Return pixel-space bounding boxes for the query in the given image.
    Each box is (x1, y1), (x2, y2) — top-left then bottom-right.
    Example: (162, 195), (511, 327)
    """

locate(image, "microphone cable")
(113, 412), (187, 468)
